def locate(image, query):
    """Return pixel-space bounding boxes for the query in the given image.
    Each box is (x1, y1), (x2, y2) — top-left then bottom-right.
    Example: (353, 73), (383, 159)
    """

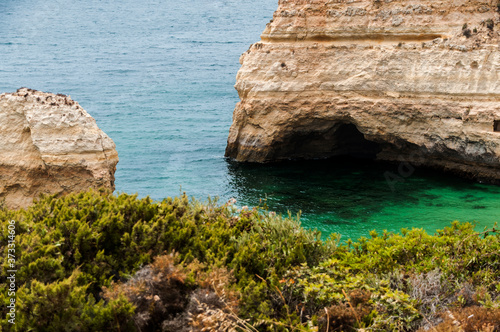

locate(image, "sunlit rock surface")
(226, 0), (500, 183)
(0, 88), (119, 209)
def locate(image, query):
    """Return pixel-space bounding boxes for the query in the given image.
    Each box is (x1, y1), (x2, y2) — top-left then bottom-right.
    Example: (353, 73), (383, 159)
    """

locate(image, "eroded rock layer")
(0, 88), (119, 209)
(226, 0), (500, 182)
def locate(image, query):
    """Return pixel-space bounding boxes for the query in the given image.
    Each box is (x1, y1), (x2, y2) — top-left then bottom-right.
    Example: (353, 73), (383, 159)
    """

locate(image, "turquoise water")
(1, 0), (498, 240)
(228, 158), (500, 241)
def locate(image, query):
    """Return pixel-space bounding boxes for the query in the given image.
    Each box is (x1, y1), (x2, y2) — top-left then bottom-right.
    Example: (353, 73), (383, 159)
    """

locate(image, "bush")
(317, 290), (373, 332)
(0, 190), (245, 330)
(0, 190), (499, 331)
(429, 306), (500, 332)
(10, 270), (136, 332)
(103, 253), (247, 331)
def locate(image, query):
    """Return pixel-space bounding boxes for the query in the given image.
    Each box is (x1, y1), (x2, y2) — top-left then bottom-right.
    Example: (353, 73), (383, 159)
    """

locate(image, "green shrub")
(0, 190), (498, 331)
(2, 270), (136, 331)
(0, 190), (244, 330)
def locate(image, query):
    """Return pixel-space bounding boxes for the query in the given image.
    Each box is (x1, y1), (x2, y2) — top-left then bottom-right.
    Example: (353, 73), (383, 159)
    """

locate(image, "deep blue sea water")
(1, 0), (499, 241)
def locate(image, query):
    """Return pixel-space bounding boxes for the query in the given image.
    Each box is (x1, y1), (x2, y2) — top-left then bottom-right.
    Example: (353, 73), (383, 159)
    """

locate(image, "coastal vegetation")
(1, 190), (499, 331)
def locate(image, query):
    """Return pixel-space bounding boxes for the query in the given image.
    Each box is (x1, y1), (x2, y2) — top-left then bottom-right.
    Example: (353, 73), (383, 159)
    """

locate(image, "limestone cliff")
(226, 0), (500, 183)
(0, 88), (119, 209)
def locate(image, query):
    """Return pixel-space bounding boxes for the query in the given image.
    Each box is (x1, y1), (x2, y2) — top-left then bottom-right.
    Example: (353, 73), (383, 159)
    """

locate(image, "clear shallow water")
(1, 0), (499, 240)
(228, 158), (500, 241)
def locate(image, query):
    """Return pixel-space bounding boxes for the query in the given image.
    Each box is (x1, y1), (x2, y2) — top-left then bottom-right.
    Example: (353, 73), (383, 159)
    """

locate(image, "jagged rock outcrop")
(226, 0), (500, 183)
(0, 88), (119, 209)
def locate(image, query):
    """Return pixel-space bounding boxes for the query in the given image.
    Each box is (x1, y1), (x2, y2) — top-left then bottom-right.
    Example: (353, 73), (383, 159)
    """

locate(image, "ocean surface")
(1, 0), (499, 241)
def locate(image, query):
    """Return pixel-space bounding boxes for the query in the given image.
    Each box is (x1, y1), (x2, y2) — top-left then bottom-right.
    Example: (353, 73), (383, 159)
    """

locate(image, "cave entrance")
(494, 120), (500, 132)
(331, 123), (382, 159)
(285, 122), (382, 160)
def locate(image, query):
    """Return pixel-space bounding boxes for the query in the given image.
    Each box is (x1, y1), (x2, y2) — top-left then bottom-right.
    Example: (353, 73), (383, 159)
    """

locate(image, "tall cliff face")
(0, 88), (119, 209)
(226, 0), (500, 182)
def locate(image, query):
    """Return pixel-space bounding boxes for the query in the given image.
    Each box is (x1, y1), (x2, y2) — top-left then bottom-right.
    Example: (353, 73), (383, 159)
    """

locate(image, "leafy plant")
(0, 190), (499, 331)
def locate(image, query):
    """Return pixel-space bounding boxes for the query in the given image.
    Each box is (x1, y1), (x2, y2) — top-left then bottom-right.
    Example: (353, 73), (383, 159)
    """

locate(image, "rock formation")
(226, 0), (500, 183)
(0, 88), (119, 209)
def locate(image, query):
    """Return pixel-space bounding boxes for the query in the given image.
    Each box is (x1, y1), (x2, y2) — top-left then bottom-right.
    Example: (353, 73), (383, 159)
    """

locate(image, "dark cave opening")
(282, 122), (382, 160)
(332, 123), (382, 159)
